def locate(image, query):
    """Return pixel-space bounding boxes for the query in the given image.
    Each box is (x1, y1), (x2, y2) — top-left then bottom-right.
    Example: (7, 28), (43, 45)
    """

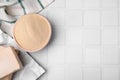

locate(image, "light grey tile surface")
(84, 11), (100, 26)
(102, 46), (119, 64)
(84, 46), (101, 64)
(66, 28), (83, 45)
(48, 66), (65, 80)
(102, 68), (119, 80)
(48, 45), (65, 65)
(65, 11), (82, 26)
(102, 10), (118, 26)
(83, 29), (101, 45)
(33, 0), (120, 80)
(83, 68), (101, 80)
(84, 0), (100, 8)
(102, 0), (118, 8)
(65, 65), (82, 80)
(47, 9), (65, 26)
(102, 28), (118, 45)
(66, 0), (83, 9)
(50, 0), (66, 8)
(51, 28), (65, 45)
(65, 46), (83, 64)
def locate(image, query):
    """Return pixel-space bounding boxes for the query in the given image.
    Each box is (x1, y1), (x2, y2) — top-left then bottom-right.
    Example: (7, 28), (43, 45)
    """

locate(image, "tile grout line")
(99, 0), (103, 80)
(64, 0), (66, 80)
(81, 0), (84, 27)
(64, 29), (66, 80)
(117, 0), (120, 80)
(65, 0), (66, 8)
(81, 0), (85, 80)
(46, 0), (120, 80)
(82, 47), (84, 80)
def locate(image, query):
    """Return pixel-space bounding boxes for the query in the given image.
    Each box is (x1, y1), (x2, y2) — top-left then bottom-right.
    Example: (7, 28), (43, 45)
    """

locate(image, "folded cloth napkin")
(13, 52), (45, 80)
(0, 30), (46, 80)
(0, 0), (54, 80)
(0, 0), (54, 36)
(0, 29), (9, 45)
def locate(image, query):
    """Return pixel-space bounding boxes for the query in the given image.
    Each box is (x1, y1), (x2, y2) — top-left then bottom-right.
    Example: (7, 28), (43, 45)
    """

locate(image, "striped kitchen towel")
(1, 0), (54, 16)
(0, 0), (54, 80)
(0, 0), (54, 36)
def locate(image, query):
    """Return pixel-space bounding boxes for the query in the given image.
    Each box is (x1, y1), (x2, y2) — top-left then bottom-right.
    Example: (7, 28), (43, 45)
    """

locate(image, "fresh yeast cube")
(1, 74), (12, 80)
(0, 46), (22, 79)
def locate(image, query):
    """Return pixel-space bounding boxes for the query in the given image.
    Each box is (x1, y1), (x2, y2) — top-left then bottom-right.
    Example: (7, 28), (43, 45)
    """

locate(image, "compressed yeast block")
(0, 46), (22, 79)
(1, 74), (12, 80)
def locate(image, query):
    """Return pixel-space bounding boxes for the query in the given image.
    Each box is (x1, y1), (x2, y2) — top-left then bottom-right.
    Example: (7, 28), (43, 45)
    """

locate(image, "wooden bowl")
(13, 14), (51, 52)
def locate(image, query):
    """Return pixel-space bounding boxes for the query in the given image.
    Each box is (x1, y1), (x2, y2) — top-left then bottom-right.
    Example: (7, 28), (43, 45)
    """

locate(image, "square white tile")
(47, 9), (65, 26)
(119, 28), (120, 45)
(65, 11), (82, 26)
(65, 65), (82, 80)
(66, 0), (82, 9)
(84, 47), (101, 64)
(84, 68), (101, 80)
(50, 0), (65, 8)
(52, 28), (65, 45)
(48, 66), (64, 80)
(48, 46), (65, 65)
(34, 0), (120, 80)
(102, 28), (118, 45)
(84, 0), (100, 8)
(66, 28), (83, 45)
(119, 0), (120, 8)
(102, 0), (118, 8)
(65, 46), (82, 64)
(83, 29), (100, 45)
(102, 10), (118, 26)
(102, 46), (119, 64)
(84, 11), (100, 26)
(31, 49), (48, 66)
(102, 68), (119, 80)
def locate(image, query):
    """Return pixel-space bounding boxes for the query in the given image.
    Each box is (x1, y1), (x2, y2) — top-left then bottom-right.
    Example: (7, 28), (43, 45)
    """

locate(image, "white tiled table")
(32, 0), (120, 80)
